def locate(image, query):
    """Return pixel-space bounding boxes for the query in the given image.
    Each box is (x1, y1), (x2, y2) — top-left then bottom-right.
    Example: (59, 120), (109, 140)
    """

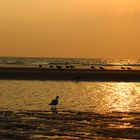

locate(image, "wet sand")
(1, 67), (140, 81)
(0, 110), (140, 139)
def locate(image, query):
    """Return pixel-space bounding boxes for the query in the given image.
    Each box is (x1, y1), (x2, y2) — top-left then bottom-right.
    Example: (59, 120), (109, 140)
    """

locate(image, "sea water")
(0, 80), (140, 139)
(0, 57), (140, 66)
(0, 57), (140, 139)
(0, 80), (140, 113)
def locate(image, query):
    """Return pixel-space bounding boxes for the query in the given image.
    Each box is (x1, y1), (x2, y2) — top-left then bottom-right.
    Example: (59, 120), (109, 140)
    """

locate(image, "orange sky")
(0, 0), (140, 58)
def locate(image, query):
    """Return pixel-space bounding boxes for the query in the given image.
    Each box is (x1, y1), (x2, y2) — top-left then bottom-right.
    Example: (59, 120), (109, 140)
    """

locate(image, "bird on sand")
(121, 67), (125, 70)
(99, 66), (105, 70)
(127, 67), (132, 70)
(91, 66), (95, 69)
(49, 96), (59, 106)
(38, 64), (42, 68)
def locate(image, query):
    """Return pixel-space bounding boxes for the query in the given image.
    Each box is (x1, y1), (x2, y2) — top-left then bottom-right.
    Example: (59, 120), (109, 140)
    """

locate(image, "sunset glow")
(0, 0), (140, 58)
(107, 0), (140, 14)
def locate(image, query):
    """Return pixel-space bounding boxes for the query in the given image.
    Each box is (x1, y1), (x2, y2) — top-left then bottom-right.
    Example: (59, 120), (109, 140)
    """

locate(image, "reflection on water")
(50, 106), (58, 114)
(83, 82), (140, 113)
(107, 83), (138, 112)
(0, 80), (140, 113)
(0, 80), (140, 139)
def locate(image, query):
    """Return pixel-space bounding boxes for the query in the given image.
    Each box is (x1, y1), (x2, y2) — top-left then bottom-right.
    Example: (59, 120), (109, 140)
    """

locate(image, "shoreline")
(0, 67), (140, 81)
(0, 110), (139, 139)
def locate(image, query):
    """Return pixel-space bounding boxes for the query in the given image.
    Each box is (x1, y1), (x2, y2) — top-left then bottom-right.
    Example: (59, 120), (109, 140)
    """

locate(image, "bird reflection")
(49, 96), (59, 114)
(50, 106), (58, 114)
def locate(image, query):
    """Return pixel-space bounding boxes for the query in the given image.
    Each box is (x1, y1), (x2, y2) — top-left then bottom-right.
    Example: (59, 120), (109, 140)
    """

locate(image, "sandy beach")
(0, 66), (140, 81)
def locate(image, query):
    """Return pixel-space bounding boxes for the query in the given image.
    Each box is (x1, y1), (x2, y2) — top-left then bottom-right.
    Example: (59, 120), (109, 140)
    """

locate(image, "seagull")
(66, 65), (70, 68)
(121, 67), (125, 70)
(91, 66), (95, 69)
(39, 64), (42, 68)
(99, 66), (105, 70)
(49, 65), (54, 68)
(49, 96), (59, 106)
(127, 67), (132, 70)
(56, 65), (63, 70)
(70, 65), (74, 69)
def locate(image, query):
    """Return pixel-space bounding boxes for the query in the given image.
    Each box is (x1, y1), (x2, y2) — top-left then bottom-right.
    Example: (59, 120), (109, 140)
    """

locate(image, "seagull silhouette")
(91, 66), (95, 69)
(38, 64), (42, 68)
(127, 67), (132, 70)
(121, 67), (125, 70)
(99, 66), (105, 70)
(49, 96), (59, 106)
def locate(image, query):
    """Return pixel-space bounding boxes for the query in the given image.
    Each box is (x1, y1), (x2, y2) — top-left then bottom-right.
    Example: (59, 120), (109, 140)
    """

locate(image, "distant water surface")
(0, 57), (140, 66)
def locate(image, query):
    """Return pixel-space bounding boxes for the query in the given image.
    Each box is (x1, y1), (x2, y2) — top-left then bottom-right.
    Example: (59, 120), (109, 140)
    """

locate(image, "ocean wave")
(0, 57), (140, 66)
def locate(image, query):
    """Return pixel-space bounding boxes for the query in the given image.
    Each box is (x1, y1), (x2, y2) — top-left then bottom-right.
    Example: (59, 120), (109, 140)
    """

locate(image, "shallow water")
(0, 110), (140, 139)
(0, 80), (140, 139)
(0, 80), (140, 113)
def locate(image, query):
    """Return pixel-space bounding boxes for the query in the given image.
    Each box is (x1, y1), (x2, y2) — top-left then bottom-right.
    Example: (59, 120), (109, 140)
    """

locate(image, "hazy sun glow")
(0, 0), (140, 58)
(107, 0), (140, 14)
